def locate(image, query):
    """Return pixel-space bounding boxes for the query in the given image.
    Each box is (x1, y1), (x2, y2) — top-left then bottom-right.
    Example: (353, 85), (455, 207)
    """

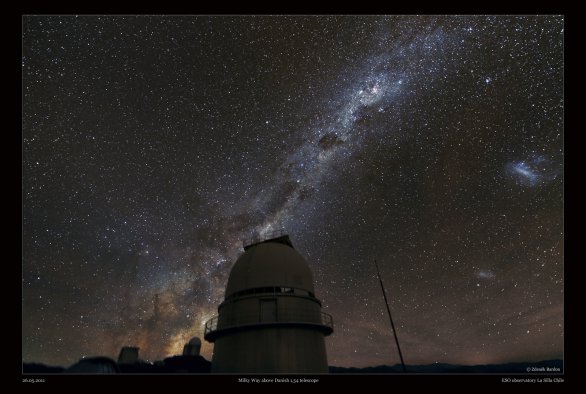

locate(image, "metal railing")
(205, 316), (218, 335)
(321, 312), (333, 329)
(204, 311), (334, 338)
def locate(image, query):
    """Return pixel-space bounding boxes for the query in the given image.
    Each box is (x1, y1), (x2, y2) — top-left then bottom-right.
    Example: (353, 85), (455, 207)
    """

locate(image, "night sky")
(22, 15), (563, 369)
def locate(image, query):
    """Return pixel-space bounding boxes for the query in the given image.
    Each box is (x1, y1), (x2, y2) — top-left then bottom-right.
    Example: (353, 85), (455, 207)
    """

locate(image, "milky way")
(23, 15), (563, 368)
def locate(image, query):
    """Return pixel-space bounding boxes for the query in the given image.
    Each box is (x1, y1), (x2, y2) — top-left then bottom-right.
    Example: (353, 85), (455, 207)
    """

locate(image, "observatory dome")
(225, 240), (315, 298)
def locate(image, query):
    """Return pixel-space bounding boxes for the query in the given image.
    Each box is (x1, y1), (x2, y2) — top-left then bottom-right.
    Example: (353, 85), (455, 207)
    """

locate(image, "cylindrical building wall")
(217, 293), (323, 329)
(212, 327), (328, 373)
(206, 237), (332, 373)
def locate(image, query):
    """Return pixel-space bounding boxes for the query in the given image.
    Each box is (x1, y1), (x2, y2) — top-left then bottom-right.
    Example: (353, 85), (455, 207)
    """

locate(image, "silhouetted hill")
(24, 358), (563, 374)
(23, 363), (65, 373)
(161, 355), (211, 373)
(23, 355), (211, 374)
(329, 359), (563, 373)
(117, 362), (163, 373)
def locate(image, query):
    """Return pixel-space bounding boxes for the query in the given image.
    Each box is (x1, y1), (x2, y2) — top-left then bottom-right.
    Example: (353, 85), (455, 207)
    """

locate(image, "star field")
(22, 15), (563, 368)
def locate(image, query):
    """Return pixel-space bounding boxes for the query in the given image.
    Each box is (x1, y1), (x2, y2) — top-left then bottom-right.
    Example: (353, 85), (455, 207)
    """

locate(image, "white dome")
(225, 241), (315, 298)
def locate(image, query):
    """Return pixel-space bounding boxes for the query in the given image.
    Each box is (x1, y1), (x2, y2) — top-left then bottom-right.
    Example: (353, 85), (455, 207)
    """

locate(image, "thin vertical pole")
(374, 259), (407, 372)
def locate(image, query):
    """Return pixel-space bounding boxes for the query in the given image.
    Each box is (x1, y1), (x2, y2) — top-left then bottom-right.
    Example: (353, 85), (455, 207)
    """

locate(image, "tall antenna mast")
(374, 259), (407, 372)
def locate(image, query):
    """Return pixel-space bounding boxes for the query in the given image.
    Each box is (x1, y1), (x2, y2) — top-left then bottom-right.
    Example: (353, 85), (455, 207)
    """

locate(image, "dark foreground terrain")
(23, 359), (563, 374)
